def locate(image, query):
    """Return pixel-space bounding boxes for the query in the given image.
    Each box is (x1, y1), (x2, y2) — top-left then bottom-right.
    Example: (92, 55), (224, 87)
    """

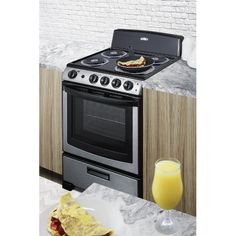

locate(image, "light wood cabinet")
(143, 88), (196, 216)
(39, 67), (196, 215)
(39, 67), (63, 174)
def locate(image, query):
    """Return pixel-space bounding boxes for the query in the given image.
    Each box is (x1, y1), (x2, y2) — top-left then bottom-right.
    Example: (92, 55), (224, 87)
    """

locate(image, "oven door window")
(67, 93), (133, 163)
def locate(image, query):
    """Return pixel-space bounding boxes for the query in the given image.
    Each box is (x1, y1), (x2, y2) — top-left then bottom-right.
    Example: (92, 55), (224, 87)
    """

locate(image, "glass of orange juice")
(152, 158), (183, 235)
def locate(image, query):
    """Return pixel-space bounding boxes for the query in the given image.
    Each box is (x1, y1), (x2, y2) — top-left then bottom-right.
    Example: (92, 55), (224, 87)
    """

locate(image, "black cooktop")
(67, 48), (179, 80)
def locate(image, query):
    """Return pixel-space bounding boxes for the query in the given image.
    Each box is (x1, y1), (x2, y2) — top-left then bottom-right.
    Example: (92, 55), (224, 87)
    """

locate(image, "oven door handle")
(64, 86), (140, 107)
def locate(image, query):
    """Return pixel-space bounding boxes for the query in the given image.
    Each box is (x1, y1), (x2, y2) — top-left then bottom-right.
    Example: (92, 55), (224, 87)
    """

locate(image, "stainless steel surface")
(63, 67), (143, 96)
(63, 154), (140, 196)
(63, 90), (140, 175)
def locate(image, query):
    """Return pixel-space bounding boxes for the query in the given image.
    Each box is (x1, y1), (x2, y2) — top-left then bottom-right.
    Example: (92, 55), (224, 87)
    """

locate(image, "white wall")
(40, 0), (196, 67)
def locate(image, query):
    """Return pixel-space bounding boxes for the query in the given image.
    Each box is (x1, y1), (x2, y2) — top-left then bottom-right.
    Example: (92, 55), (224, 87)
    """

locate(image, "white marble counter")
(81, 183), (196, 236)
(40, 39), (196, 97)
(40, 177), (196, 236)
(39, 176), (81, 214)
(142, 60), (196, 97)
(40, 39), (107, 71)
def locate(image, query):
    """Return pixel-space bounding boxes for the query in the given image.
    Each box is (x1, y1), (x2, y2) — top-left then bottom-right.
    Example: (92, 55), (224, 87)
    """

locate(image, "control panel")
(63, 67), (143, 95)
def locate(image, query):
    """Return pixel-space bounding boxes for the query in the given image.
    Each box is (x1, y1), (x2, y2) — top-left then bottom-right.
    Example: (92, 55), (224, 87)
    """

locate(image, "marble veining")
(142, 60), (196, 97)
(39, 176), (80, 214)
(81, 183), (196, 236)
(39, 178), (196, 236)
(40, 39), (107, 71)
(40, 39), (196, 97)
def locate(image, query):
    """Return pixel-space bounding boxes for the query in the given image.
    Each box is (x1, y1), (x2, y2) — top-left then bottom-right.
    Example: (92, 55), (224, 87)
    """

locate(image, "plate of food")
(40, 193), (125, 236)
(117, 55), (154, 73)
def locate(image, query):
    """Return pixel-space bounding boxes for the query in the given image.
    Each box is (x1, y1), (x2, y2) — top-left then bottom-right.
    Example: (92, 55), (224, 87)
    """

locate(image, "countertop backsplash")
(40, 0), (196, 68)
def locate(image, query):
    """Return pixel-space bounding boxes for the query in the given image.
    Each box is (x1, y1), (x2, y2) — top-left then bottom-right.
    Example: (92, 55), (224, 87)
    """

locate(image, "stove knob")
(123, 81), (134, 91)
(112, 78), (121, 88)
(68, 70), (77, 79)
(89, 74), (99, 83)
(100, 76), (110, 86)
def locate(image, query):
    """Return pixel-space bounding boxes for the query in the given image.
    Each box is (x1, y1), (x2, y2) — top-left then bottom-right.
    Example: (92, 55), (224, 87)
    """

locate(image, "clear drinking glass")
(152, 158), (183, 235)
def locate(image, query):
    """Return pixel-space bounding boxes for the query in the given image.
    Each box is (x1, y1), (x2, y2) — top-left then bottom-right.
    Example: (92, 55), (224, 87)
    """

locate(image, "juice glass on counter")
(152, 158), (183, 235)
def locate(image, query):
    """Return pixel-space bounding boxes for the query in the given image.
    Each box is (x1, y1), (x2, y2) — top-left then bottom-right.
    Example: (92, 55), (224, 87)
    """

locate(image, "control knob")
(112, 78), (121, 88)
(100, 76), (110, 86)
(89, 74), (99, 83)
(123, 81), (134, 91)
(68, 70), (77, 79)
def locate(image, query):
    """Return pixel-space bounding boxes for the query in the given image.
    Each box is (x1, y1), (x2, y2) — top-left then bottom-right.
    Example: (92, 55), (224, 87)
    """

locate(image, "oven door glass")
(66, 86), (136, 163)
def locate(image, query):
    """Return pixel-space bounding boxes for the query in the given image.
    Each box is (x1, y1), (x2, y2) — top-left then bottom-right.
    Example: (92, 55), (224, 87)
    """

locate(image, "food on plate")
(117, 56), (146, 67)
(48, 193), (114, 236)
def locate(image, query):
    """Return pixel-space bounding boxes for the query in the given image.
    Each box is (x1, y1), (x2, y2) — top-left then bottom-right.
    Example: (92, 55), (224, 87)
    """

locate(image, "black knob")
(123, 81), (134, 91)
(68, 70), (77, 79)
(112, 78), (121, 88)
(100, 76), (110, 86)
(89, 74), (99, 83)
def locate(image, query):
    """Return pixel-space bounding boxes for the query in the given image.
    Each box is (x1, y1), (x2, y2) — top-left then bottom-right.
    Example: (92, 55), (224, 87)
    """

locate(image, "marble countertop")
(39, 176), (81, 214)
(40, 177), (196, 236)
(40, 39), (196, 97)
(142, 60), (196, 97)
(81, 183), (196, 236)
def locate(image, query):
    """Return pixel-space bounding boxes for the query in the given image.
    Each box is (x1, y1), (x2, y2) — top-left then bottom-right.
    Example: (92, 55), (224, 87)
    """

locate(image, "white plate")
(40, 196), (125, 236)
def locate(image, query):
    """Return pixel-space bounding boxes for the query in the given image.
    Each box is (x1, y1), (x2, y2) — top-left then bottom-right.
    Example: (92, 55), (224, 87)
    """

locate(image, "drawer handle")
(87, 167), (110, 181)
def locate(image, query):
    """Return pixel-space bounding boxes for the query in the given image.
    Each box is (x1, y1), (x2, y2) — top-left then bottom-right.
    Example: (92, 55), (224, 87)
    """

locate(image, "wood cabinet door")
(39, 67), (62, 174)
(143, 88), (196, 216)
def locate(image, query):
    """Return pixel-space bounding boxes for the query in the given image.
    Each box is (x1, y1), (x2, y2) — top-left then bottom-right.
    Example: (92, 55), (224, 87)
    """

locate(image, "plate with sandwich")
(40, 193), (125, 236)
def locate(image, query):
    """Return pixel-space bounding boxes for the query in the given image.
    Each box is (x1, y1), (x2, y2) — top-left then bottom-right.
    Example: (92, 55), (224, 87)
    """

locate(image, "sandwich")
(48, 193), (114, 236)
(117, 56), (146, 68)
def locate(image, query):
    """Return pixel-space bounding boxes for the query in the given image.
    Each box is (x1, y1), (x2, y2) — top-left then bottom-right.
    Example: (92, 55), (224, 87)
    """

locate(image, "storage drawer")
(63, 154), (141, 196)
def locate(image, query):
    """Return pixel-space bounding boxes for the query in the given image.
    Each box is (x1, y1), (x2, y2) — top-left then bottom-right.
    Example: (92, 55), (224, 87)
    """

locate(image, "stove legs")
(62, 180), (74, 191)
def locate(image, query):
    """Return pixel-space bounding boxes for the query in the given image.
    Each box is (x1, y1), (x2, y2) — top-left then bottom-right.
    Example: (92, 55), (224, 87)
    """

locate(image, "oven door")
(63, 82), (141, 175)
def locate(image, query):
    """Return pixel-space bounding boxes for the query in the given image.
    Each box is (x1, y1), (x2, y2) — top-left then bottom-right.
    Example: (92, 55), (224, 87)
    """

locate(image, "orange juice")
(152, 160), (183, 210)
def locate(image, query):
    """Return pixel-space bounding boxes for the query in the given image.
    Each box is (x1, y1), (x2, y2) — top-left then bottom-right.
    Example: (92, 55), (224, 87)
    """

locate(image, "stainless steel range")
(62, 29), (184, 196)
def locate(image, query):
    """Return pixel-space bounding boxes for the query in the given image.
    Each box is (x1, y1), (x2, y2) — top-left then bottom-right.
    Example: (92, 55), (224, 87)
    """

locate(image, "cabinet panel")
(143, 88), (196, 215)
(39, 67), (62, 174)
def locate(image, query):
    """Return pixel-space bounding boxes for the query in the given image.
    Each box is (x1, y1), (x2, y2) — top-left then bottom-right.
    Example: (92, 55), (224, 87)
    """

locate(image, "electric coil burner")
(101, 49), (127, 58)
(152, 56), (169, 65)
(62, 29), (184, 196)
(81, 57), (109, 67)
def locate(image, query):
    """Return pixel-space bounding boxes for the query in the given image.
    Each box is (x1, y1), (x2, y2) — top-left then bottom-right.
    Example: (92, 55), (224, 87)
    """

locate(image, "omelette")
(117, 56), (146, 67)
(48, 193), (114, 236)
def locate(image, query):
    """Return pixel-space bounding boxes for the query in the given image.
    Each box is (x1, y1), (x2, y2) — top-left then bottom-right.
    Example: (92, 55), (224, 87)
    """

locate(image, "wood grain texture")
(143, 88), (196, 216)
(39, 67), (63, 174)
